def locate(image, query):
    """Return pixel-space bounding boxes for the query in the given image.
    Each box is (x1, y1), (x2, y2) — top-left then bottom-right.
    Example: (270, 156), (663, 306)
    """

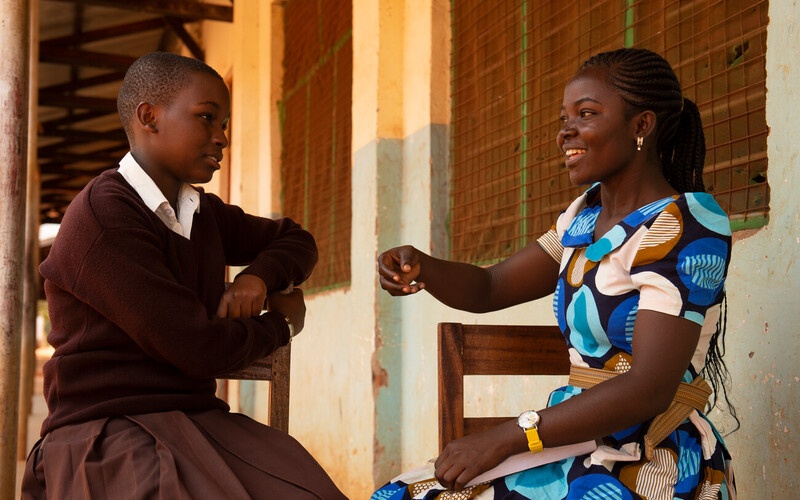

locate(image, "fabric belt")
(568, 365), (712, 461)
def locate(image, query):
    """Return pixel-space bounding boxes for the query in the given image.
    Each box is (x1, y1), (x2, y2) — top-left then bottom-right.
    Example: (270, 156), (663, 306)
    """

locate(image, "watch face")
(517, 410), (539, 430)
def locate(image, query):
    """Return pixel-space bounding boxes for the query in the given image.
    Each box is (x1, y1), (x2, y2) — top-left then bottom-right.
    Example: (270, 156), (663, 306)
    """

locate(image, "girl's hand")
(377, 245), (425, 295)
(216, 274), (267, 318)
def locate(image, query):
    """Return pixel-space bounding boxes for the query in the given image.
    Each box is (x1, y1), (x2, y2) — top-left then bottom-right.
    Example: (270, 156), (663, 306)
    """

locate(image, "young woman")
(373, 48), (735, 499)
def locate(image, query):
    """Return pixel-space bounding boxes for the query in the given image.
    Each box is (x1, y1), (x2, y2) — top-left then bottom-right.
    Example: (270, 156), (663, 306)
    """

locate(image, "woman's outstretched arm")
(377, 241), (560, 313)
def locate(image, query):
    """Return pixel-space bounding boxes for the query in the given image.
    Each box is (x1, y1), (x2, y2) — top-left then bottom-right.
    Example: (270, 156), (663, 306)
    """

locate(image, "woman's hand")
(377, 241), (560, 312)
(377, 245), (425, 295)
(434, 420), (524, 491)
(266, 288), (306, 337)
(216, 274), (267, 318)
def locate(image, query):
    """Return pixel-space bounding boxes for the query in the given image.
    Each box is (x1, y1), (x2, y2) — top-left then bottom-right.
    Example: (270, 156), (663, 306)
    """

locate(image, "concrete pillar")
(222, 0), (283, 423)
(364, 0), (452, 486)
(229, 0), (280, 219)
(0, 0), (31, 495)
(350, 0), (406, 485)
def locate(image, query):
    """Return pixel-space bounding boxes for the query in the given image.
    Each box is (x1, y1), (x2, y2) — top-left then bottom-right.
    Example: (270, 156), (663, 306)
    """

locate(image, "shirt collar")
(117, 152), (201, 238)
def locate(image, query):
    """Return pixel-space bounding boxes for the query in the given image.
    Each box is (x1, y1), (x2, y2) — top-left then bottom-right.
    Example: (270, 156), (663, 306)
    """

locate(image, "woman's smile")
(564, 148), (586, 167)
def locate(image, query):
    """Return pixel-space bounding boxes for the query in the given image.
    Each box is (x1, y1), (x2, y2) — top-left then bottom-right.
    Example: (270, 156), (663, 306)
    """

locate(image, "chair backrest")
(438, 322), (569, 452)
(218, 344), (291, 432)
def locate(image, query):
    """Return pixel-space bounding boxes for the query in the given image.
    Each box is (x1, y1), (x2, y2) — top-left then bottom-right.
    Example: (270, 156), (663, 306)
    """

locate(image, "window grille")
(450, 0), (769, 264)
(281, 0), (353, 291)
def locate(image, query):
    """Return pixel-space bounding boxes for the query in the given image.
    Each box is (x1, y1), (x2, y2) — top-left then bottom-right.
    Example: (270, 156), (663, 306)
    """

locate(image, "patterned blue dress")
(372, 185), (735, 500)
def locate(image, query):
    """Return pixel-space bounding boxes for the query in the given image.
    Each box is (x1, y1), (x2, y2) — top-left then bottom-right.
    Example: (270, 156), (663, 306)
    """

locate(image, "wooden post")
(18, 176), (40, 461)
(18, 0), (40, 462)
(0, 0), (31, 496)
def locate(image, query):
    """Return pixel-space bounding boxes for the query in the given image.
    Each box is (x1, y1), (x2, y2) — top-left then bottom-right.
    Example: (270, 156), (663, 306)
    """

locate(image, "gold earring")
(636, 136), (643, 151)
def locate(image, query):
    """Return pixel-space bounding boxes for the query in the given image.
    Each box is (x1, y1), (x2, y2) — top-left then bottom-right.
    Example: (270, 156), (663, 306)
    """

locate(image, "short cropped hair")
(117, 52), (224, 141)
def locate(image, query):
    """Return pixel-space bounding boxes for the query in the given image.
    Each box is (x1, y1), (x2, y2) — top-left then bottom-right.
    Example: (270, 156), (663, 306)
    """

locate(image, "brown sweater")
(39, 169), (317, 434)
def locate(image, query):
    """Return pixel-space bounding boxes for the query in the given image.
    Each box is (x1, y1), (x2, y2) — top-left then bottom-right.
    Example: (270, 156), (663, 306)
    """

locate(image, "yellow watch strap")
(524, 427), (544, 453)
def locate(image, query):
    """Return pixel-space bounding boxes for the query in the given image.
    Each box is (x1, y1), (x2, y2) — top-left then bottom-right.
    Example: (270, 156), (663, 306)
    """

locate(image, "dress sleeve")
(630, 194), (732, 325)
(537, 227), (563, 264)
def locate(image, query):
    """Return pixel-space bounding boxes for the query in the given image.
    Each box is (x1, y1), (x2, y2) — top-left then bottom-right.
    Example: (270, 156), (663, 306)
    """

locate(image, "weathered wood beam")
(40, 128), (127, 142)
(40, 70), (126, 95)
(39, 143), (127, 163)
(40, 45), (137, 70)
(38, 147), (121, 163)
(48, 0), (233, 22)
(164, 16), (204, 60)
(39, 91), (118, 112)
(40, 109), (114, 130)
(41, 17), (165, 46)
(39, 140), (128, 158)
(39, 148), (123, 163)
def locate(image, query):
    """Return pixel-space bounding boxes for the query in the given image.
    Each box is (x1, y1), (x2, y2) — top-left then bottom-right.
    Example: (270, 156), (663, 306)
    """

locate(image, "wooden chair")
(438, 323), (570, 452)
(219, 344), (291, 432)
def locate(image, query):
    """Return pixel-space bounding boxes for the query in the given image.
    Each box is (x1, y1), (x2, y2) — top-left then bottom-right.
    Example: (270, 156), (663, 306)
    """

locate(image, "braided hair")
(580, 48), (739, 432)
(578, 48), (706, 194)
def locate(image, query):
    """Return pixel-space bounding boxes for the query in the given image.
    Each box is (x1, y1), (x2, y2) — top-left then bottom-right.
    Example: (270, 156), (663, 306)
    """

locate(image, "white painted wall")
(719, 2), (800, 497)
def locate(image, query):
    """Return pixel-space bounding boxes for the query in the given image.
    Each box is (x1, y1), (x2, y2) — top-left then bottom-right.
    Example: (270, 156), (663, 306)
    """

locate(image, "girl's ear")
(634, 110), (657, 140)
(135, 101), (158, 132)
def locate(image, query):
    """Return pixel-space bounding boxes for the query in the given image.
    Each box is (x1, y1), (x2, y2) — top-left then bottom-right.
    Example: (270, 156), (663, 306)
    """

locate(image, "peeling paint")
(731, 226), (763, 242)
(372, 327), (388, 397)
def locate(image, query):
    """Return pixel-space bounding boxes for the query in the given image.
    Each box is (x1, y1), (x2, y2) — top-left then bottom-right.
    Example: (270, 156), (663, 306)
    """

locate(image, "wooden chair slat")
(438, 322), (569, 452)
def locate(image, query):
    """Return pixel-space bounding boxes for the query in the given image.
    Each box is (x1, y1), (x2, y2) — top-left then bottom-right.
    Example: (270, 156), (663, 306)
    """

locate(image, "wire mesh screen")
(450, 0), (769, 264)
(282, 0), (352, 292)
(646, 0), (770, 228)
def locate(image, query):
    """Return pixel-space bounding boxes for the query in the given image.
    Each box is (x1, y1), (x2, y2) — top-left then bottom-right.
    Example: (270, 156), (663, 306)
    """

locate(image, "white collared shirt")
(117, 152), (200, 239)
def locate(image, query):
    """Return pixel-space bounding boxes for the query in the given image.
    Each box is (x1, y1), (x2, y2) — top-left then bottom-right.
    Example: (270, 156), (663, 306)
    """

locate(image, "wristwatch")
(517, 410), (544, 453)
